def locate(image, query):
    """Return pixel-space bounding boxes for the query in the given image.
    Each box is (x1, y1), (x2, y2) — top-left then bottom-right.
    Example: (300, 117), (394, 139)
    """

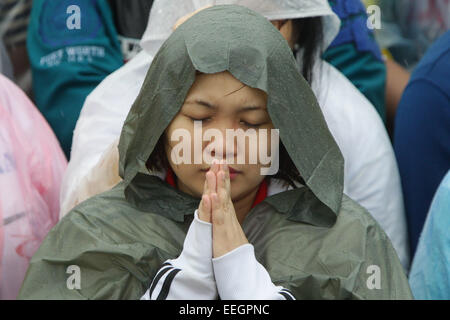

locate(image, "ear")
(278, 20), (295, 49)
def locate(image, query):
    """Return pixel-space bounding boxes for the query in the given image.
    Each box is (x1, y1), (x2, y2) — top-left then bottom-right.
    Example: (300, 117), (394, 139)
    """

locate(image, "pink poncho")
(0, 74), (67, 299)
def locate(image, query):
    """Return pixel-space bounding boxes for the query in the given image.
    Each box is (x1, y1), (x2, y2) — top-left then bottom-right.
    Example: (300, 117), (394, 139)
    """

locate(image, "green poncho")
(19, 5), (412, 299)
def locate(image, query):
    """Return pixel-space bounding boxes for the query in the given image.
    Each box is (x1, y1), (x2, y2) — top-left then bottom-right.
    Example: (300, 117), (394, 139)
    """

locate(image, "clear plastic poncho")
(141, 0), (340, 56)
(0, 74), (67, 299)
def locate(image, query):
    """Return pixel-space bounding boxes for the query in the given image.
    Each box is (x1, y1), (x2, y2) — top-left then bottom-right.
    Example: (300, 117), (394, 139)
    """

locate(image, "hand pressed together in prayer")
(198, 159), (249, 258)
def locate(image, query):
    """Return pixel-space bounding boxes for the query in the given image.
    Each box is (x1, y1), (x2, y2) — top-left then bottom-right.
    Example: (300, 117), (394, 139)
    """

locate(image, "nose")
(203, 126), (238, 163)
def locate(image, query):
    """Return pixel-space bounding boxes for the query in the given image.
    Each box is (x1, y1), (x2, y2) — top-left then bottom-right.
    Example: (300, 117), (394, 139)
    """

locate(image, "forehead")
(186, 71), (267, 104)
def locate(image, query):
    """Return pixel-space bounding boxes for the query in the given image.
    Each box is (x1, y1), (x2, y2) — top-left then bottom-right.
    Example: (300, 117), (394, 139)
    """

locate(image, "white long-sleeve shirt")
(141, 210), (295, 300)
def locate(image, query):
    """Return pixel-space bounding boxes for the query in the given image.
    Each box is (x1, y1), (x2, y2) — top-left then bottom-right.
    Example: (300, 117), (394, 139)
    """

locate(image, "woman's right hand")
(198, 159), (219, 223)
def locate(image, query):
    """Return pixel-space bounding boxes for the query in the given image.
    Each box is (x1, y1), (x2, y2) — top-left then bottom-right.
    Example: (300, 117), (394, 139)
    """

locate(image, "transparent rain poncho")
(141, 0), (340, 57)
(0, 74), (67, 299)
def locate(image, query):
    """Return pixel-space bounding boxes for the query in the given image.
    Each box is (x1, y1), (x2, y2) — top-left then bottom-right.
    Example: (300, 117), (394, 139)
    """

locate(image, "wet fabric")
(19, 5), (412, 299)
(323, 0), (386, 121)
(409, 170), (450, 300)
(0, 74), (67, 299)
(27, 0), (123, 158)
(140, 0), (340, 57)
(61, 0), (409, 269)
(394, 30), (450, 258)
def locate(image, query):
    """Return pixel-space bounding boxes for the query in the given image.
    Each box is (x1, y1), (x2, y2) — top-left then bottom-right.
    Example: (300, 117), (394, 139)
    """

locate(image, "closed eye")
(240, 120), (264, 128)
(187, 116), (212, 123)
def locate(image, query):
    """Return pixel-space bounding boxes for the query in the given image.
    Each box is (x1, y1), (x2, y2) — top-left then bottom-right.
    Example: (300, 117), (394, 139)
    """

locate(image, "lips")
(200, 165), (242, 180)
(228, 167), (240, 174)
(228, 167), (240, 180)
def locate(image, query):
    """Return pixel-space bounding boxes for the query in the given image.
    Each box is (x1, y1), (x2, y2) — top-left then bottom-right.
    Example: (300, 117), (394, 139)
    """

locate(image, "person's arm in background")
(384, 57), (410, 136)
(363, 0), (413, 136)
(27, 0), (123, 159)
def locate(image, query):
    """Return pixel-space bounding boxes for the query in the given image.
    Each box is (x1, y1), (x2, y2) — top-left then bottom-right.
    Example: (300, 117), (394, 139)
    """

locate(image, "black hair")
(291, 17), (324, 85)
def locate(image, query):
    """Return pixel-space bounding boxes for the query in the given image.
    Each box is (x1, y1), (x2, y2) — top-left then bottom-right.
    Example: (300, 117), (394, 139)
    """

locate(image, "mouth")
(200, 166), (242, 180)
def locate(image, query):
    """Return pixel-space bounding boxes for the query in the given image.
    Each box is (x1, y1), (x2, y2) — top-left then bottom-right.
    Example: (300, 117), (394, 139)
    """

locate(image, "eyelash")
(240, 121), (261, 128)
(188, 116), (262, 128)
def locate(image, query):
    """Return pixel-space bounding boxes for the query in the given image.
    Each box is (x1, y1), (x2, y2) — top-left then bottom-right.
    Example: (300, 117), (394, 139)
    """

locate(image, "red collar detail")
(165, 167), (268, 208)
(165, 166), (177, 188)
(251, 178), (268, 208)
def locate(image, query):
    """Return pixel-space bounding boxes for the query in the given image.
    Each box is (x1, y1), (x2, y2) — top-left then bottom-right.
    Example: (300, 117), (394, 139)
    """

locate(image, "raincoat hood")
(119, 5), (344, 226)
(140, 0), (341, 57)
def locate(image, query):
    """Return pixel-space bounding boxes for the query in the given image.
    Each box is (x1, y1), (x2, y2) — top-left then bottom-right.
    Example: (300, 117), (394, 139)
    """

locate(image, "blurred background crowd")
(0, 0), (449, 299)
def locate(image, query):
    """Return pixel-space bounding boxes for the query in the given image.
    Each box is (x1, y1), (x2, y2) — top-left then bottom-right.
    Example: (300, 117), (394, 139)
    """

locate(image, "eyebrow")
(185, 99), (217, 110)
(185, 99), (265, 112)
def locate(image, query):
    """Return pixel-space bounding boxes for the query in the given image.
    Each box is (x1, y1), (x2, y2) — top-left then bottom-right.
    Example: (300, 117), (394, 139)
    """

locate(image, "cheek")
(240, 129), (275, 165)
(230, 165), (265, 200)
(244, 166), (265, 185)
(165, 117), (197, 164)
(171, 162), (202, 185)
(165, 118), (206, 197)
(257, 126), (278, 167)
(165, 117), (192, 147)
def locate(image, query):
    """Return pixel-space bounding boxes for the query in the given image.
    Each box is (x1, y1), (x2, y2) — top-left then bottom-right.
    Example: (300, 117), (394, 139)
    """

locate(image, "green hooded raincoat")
(19, 5), (412, 300)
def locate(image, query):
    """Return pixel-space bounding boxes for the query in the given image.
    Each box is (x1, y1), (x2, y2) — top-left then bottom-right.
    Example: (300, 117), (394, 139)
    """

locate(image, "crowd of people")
(0, 0), (448, 300)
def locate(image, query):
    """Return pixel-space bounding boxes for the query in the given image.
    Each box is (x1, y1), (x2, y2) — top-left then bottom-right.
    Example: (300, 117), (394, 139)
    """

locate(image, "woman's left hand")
(207, 161), (249, 258)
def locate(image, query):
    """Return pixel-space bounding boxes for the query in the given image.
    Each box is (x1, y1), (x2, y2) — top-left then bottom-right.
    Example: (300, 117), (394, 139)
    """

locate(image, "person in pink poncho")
(0, 74), (67, 299)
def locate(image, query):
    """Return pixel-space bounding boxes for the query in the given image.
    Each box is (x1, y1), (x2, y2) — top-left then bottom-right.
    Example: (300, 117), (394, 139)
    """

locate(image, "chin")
(230, 184), (254, 202)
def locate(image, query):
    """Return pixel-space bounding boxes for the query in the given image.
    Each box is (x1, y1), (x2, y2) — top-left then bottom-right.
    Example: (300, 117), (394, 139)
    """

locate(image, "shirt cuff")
(169, 209), (213, 278)
(212, 243), (287, 300)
